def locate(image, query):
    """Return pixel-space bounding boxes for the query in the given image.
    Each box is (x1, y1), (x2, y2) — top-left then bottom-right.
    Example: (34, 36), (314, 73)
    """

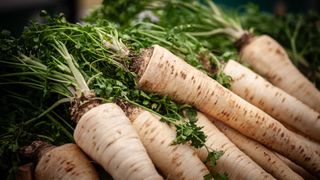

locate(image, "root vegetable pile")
(1, 1), (319, 179)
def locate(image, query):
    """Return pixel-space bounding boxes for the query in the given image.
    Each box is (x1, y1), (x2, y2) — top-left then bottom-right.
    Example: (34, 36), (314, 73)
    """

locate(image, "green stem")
(0, 82), (44, 89)
(36, 134), (55, 142)
(51, 111), (74, 131)
(0, 72), (45, 77)
(46, 114), (74, 141)
(53, 40), (90, 92)
(24, 98), (71, 125)
(87, 72), (103, 86)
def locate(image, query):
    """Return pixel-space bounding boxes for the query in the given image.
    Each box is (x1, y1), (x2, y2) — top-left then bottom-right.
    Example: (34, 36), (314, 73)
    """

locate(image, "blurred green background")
(0, 0), (319, 36)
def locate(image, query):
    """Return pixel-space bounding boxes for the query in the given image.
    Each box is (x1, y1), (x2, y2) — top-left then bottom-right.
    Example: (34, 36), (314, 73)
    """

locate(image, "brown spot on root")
(258, 100), (265, 106)
(150, 127), (157, 133)
(304, 157), (311, 161)
(132, 167), (139, 172)
(64, 162), (75, 172)
(105, 139), (117, 149)
(176, 161), (182, 167)
(275, 48), (285, 57)
(176, 171), (183, 177)
(172, 146), (178, 152)
(214, 99), (218, 105)
(276, 77), (282, 82)
(57, 167), (62, 172)
(235, 33), (254, 52)
(170, 65), (174, 74)
(149, 137), (155, 143)
(244, 110), (247, 115)
(180, 71), (187, 79)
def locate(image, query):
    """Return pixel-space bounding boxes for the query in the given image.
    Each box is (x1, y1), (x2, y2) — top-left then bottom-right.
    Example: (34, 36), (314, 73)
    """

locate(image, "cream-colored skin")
(223, 60), (320, 142)
(129, 108), (210, 180)
(74, 103), (163, 180)
(275, 153), (318, 180)
(35, 144), (99, 180)
(240, 35), (320, 113)
(213, 120), (303, 180)
(195, 112), (275, 180)
(138, 45), (320, 174)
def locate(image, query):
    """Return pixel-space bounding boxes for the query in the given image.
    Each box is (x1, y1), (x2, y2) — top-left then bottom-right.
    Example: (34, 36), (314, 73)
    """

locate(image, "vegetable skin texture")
(73, 103), (163, 180)
(239, 35), (320, 112)
(125, 106), (210, 180)
(275, 153), (318, 180)
(213, 119), (303, 180)
(194, 112), (275, 180)
(223, 60), (320, 141)
(35, 143), (99, 180)
(137, 44), (320, 174)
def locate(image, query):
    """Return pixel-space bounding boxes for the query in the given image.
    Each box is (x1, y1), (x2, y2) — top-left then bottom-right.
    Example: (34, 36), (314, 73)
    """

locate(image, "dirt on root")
(70, 91), (101, 124)
(115, 100), (143, 121)
(235, 33), (254, 52)
(129, 47), (154, 79)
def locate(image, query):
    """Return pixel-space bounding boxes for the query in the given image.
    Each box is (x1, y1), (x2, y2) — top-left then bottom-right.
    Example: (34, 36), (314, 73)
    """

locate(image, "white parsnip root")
(275, 153), (318, 180)
(74, 103), (163, 180)
(223, 60), (320, 141)
(239, 35), (320, 112)
(213, 119), (303, 180)
(137, 45), (320, 174)
(21, 141), (100, 180)
(194, 112), (275, 180)
(123, 106), (210, 180)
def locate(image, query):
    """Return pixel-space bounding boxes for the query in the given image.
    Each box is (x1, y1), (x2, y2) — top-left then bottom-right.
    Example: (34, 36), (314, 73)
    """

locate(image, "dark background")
(0, 0), (319, 36)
